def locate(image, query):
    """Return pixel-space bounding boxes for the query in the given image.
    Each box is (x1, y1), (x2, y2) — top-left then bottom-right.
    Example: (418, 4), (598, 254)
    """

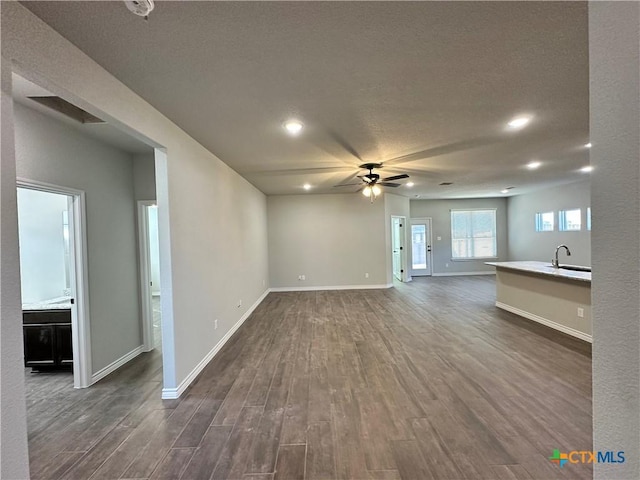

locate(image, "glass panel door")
(411, 218), (432, 276)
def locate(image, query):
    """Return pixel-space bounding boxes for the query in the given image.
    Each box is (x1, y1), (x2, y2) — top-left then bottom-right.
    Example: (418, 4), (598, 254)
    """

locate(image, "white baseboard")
(161, 288), (270, 400)
(91, 345), (145, 385)
(433, 271), (496, 277)
(496, 301), (592, 343)
(269, 283), (393, 292)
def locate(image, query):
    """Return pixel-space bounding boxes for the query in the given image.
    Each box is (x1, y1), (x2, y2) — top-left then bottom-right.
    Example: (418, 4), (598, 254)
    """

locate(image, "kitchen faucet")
(552, 244), (571, 268)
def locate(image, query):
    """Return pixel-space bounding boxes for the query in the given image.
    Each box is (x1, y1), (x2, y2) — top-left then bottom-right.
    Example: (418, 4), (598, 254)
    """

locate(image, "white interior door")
(411, 218), (433, 276)
(391, 216), (406, 282)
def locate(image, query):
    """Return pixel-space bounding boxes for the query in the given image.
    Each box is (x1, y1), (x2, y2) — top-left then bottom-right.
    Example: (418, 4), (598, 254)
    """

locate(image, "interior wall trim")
(432, 271), (496, 277)
(496, 301), (593, 343)
(91, 345), (145, 385)
(269, 284), (393, 292)
(161, 288), (270, 400)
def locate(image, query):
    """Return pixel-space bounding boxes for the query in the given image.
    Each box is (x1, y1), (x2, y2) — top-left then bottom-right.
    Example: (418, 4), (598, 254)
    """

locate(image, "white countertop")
(22, 296), (72, 310)
(485, 261), (591, 284)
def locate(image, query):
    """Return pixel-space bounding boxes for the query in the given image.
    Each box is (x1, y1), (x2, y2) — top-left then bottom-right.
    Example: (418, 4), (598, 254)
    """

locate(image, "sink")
(557, 265), (591, 272)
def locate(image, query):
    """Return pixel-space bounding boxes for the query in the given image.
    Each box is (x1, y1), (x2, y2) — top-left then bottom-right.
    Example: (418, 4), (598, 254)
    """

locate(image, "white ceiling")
(22, 1), (590, 198)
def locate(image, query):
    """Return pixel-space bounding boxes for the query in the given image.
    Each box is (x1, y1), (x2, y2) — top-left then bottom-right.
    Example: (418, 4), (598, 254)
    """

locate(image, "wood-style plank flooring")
(26, 276), (592, 479)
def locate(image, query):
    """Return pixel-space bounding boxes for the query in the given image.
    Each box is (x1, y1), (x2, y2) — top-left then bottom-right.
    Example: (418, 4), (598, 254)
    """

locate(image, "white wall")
(268, 193), (388, 289)
(1, 2), (269, 404)
(133, 153), (156, 201)
(410, 197), (508, 275)
(507, 181), (591, 266)
(590, 3), (640, 478)
(17, 188), (69, 303)
(0, 53), (30, 480)
(14, 102), (142, 373)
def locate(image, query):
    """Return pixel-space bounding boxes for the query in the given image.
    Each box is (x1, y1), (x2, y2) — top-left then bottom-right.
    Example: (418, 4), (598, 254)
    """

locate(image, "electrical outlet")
(237, 299), (242, 308)
(298, 275), (306, 281)
(365, 272), (369, 278)
(262, 279), (266, 287)
(214, 319), (218, 330)
(577, 307), (584, 318)
(446, 263), (449, 268)
(437, 236), (442, 241)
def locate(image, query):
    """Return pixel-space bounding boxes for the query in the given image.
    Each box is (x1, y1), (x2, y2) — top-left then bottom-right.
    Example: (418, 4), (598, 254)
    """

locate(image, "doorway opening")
(138, 201), (162, 352)
(17, 181), (92, 389)
(391, 215), (408, 282)
(411, 217), (433, 276)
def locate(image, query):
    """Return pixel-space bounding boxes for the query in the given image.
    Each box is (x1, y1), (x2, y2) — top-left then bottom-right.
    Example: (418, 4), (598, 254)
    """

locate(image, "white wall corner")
(91, 344), (145, 385)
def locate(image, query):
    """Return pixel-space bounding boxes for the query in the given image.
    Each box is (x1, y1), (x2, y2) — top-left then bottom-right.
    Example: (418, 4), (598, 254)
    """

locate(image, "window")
(559, 208), (582, 231)
(451, 209), (497, 259)
(535, 211), (554, 232)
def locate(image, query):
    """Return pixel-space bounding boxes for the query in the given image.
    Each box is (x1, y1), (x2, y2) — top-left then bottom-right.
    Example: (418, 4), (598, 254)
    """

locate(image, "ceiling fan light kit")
(335, 162), (410, 203)
(362, 183), (382, 196)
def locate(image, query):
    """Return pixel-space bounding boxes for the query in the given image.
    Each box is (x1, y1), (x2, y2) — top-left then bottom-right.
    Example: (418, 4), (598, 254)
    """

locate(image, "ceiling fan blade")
(381, 135), (501, 167)
(243, 165), (355, 176)
(379, 182), (401, 187)
(382, 174), (409, 181)
(333, 183), (362, 187)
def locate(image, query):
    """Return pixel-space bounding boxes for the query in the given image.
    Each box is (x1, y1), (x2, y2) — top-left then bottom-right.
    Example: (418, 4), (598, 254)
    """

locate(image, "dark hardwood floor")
(25, 276), (592, 479)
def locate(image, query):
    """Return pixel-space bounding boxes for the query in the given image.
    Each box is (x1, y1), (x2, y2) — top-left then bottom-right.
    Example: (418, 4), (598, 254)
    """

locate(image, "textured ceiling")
(22, 1), (589, 198)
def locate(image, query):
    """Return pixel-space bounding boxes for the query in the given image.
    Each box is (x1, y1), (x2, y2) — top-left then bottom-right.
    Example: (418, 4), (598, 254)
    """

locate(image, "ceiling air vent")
(28, 96), (105, 124)
(439, 182), (453, 186)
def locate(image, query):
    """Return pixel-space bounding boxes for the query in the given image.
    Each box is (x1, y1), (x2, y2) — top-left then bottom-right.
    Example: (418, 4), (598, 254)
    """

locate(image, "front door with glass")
(411, 218), (432, 276)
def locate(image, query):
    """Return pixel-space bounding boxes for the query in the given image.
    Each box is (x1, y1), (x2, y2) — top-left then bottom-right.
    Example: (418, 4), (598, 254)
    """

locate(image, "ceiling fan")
(333, 163), (410, 201)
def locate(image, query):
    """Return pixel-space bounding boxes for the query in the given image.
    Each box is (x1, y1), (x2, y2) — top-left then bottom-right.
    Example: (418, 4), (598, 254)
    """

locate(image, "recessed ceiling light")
(585, 143), (592, 148)
(507, 116), (531, 130)
(406, 182), (414, 187)
(283, 119), (304, 136)
(526, 161), (541, 170)
(303, 183), (311, 190)
(580, 166), (594, 173)
(501, 189), (510, 194)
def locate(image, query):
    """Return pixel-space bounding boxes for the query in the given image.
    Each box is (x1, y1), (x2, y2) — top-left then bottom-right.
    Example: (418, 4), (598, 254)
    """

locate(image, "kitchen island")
(486, 261), (591, 342)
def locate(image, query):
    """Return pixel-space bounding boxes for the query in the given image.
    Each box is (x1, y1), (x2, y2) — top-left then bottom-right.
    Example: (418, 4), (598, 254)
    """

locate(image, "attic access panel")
(28, 96), (105, 124)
